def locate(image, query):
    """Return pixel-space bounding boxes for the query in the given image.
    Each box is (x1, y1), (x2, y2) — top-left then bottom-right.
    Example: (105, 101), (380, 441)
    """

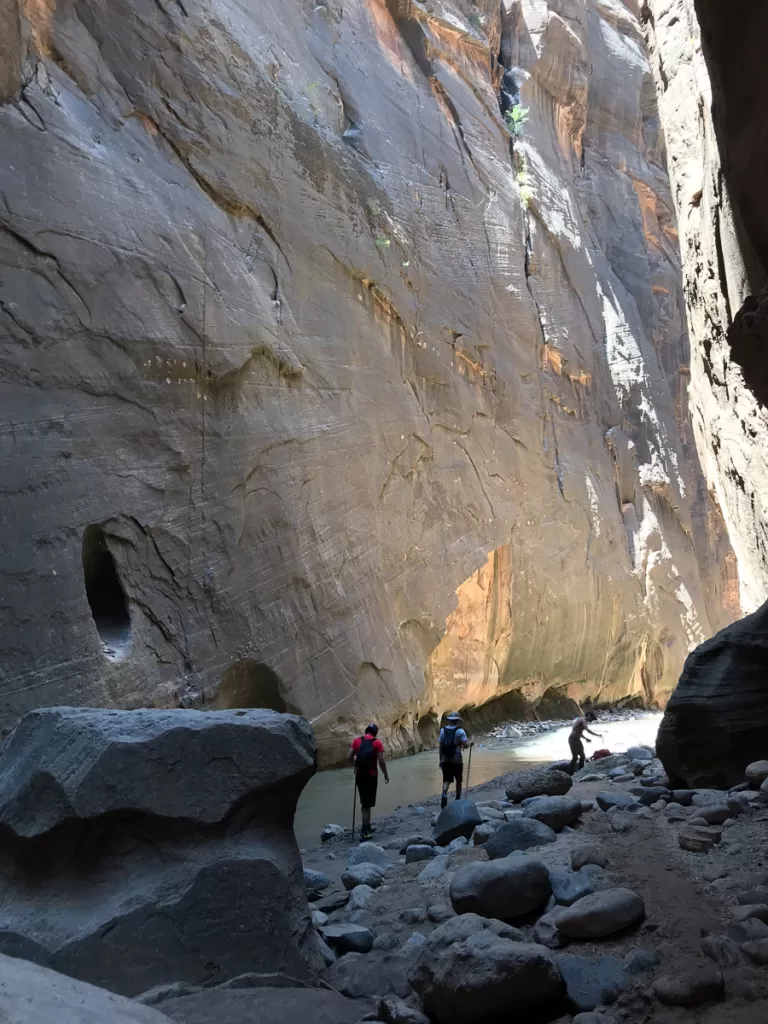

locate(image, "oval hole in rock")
(82, 525), (132, 661)
(211, 660), (297, 714)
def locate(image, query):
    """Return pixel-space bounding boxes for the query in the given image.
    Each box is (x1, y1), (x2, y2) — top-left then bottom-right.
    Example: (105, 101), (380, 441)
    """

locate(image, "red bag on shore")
(591, 748), (611, 760)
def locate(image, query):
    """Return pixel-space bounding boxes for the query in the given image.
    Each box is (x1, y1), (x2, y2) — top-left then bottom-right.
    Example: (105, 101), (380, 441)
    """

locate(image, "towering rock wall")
(0, 0), (733, 763)
(643, 0), (768, 614)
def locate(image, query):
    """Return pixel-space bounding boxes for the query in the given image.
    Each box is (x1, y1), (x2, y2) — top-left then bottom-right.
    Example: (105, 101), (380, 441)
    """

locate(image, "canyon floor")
(292, 755), (768, 1024)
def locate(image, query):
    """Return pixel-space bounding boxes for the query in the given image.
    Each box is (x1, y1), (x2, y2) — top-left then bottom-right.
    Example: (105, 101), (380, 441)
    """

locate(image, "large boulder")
(548, 867), (595, 906)
(0, 951), (170, 1024)
(450, 857), (551, 920)
(320, 924), (375, 954)
(0, 707), (322, 995)
(626, 746), (653, 761)
(409, 914), (563, 1022)
(484, 818), (557, 859)
(555, 889), (645, 939)
(160, 985), (366, 1024)
(348, 843), (389, 869)
(554, 953), (630, 1012)
(432, 800), (483, 846)
(657, 603), (768, 788)
(522, 795), (583, 831)
(505, 767), (573, 803)
(326, 951), (412, 1001)
(595, 791), (639, 812)
(342, 863), (387, 890)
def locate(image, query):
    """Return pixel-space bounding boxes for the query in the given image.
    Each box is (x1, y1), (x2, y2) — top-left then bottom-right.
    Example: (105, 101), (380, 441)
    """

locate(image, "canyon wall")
(0, 0), (735, 763)
(643, 0), (768, 614)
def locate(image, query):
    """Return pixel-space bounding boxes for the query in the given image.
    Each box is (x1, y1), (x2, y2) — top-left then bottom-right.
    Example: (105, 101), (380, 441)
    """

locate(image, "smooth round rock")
(556, 888), (645, 939)
(653, 965), (724, 1007)
(405, 845), (437, 864)
(450, 856), (551, 920)
(485, 818), (557, 859)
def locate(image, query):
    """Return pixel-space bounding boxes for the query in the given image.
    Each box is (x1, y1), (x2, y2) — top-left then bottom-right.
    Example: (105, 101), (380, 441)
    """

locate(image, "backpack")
(355, 736), (377, 774)
(591, 748), (611, 761)
(440, 726), (459, 760)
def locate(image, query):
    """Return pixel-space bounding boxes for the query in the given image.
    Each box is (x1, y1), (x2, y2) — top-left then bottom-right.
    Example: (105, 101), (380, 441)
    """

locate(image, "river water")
(294, 712), (662, 848)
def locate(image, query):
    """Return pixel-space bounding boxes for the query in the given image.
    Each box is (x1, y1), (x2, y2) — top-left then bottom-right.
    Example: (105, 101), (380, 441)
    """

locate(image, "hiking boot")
(440, 795), (448, 810)
(360, 830), (373, 842)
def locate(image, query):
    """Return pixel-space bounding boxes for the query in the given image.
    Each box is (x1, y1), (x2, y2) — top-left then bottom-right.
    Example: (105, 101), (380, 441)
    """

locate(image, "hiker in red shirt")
(349, 724), (389, 840)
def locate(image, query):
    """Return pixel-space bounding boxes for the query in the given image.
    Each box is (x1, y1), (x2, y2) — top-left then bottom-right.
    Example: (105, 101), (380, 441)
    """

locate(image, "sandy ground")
(302, 763), (768, 1023)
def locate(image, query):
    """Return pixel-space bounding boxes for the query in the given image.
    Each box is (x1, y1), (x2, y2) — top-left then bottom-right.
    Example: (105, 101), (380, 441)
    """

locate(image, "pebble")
(737, 887), (768, 906)
(678, 824), (722, 852)
(611, 812), (633, 833)
(320, 923), (375, 954)
(571, 845), (608, 871)
(653, 965), (724, 1007)
(373, 932), (400, 952)
(401, 907), (427, 924)
(701, 933), (743, 968)
(732, 904), (768, 924)
(405, 845), (437, 864)
(624, 948), (660, 974)
(742, 939), (768, 965)
(398, 931), (427, 958)
(398, 836), (436, 854)
(321, 824), (345, 842)
(418, 856), (451, 882)
(702, 864), (727, 881)
(427, 904), (454, 923)
(342, 863), (387, 890)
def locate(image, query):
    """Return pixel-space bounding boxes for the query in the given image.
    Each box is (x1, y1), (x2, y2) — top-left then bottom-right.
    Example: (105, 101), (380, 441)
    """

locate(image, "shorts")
(441, 762), (463, 785)
(356, 773), (378, 809)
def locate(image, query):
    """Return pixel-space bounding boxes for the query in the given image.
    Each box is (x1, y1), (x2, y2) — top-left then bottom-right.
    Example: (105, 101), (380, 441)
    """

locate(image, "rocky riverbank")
(480, 708), (654, 746)
(286, 745), (768, 1024)
(6, 711), (768, 1024)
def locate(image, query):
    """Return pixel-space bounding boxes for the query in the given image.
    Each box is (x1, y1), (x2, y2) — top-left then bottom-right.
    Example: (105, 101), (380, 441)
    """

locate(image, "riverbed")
(294, 712), (662, 848)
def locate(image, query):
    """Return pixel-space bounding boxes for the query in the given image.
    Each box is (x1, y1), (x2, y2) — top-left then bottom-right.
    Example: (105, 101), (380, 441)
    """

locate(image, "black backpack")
(355, 736), (377, 774)
(440, 726), (459, 759)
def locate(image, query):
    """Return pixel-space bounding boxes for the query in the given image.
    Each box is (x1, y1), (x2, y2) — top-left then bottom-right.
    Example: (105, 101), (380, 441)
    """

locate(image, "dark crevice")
(82, 525), (132, 659)
(727, 289), (768, 410)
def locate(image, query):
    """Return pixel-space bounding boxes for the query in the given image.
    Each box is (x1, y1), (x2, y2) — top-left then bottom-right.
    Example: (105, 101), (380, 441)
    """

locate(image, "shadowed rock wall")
(644, 0), (768, 614)
(0, 0), (734, 764)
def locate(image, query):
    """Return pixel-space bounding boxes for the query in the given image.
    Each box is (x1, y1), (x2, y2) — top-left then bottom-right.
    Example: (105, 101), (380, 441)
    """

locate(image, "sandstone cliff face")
(644, 0), (768, 614)
(0, 0), (734, 763)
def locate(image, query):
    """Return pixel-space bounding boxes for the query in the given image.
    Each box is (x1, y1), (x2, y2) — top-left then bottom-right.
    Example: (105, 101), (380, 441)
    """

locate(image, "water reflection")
(294, 712), (662, 848)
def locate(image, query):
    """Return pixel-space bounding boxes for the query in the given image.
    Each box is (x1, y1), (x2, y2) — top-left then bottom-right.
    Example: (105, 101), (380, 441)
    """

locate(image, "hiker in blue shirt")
(438, 711), (473, 809)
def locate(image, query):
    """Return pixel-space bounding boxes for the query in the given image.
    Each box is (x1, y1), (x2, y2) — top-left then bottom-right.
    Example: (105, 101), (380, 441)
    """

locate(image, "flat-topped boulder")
(505, 766), (573, 803)
(409, 914), (563, 1023)
(0, 706), (315, 837)
(0, 707), (322, 995)
(432, 800), (483, 846)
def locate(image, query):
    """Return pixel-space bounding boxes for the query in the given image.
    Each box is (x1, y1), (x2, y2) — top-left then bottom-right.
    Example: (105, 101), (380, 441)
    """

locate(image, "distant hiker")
(568, 711), (603, 774)
(439, 711), (473, 809)
(349, 724), (389, 840)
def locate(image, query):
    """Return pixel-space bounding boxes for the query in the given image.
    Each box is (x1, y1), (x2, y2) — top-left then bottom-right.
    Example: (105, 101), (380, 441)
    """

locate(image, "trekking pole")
(465, 745), (473, 795)
(351, 771), (357, 841)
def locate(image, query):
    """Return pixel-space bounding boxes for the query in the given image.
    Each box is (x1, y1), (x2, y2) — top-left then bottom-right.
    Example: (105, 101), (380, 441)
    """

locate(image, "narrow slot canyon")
(2, 0), (768, 1021)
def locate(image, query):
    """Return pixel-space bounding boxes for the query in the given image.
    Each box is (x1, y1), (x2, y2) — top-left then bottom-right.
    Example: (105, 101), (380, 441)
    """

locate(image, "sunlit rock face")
(0, 0), (735, 764)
